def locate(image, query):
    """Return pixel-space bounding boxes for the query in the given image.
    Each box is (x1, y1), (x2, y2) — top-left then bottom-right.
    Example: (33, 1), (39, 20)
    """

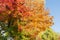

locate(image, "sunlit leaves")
(17, 0), (54, 40)
(0, 0), (54, 40)
(37, 28), (58, 40)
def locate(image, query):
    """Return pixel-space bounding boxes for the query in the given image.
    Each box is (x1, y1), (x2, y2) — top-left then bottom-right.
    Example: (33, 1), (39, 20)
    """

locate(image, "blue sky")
(46, 0), (60, 33)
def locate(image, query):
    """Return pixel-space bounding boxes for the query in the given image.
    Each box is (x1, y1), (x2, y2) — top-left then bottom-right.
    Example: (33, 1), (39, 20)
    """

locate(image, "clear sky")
(46, 0), (60, 33)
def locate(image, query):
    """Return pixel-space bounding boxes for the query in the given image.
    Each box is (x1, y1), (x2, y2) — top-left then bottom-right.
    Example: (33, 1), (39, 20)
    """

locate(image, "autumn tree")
(0, 0), (53, 40)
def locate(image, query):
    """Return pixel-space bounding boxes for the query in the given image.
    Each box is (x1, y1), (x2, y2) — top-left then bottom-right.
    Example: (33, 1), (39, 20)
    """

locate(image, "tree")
(0, 0), (53, 40)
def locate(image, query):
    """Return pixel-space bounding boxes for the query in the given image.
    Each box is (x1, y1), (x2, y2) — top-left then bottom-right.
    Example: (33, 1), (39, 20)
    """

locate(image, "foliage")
(0, 0), (54, 40)
(37, 28), (58, 40)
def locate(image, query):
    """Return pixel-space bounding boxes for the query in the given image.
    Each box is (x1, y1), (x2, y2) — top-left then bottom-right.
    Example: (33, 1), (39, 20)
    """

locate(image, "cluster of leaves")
(37, 28), (58, 40)
(0, 0), (54, 40)
(57, 33), (60, 40)
(18, 0), (53, 39)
